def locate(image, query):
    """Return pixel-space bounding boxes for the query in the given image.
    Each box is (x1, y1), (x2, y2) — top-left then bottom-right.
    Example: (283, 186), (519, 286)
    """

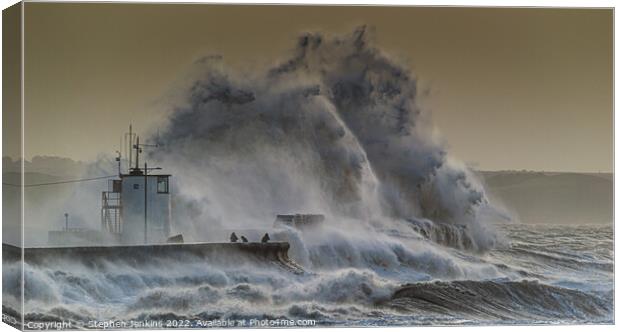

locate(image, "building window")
(133, 184), (140, 190)
(112, 180), (122, 193)
(157, 176), (169, 193)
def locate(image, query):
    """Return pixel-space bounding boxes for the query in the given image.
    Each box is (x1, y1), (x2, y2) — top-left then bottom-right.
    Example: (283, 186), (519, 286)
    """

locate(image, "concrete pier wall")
(2, 242), (304, 274)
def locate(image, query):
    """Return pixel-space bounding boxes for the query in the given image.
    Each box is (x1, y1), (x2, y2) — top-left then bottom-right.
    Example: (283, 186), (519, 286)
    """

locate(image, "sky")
(10, 3), (613, 172)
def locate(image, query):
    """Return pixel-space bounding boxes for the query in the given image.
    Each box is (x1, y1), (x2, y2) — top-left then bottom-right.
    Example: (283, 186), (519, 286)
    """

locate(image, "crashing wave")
(150, 26), (506, 252)
(405, 218), (498, 252)
(389, 279), (612, 323)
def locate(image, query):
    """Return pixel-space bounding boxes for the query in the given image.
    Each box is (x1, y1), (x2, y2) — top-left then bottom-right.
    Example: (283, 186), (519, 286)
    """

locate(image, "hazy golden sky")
(17, 3), (612, 172)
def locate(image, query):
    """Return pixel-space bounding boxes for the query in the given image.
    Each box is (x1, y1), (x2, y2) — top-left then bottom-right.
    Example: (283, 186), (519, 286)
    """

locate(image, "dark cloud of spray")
(150, 26), (510, 252)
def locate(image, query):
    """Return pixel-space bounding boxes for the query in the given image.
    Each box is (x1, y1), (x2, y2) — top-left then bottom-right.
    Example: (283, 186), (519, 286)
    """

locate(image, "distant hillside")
(479, 171), (613, 224)
(3, 156), (87, 178)
(2, 158), (613, 230)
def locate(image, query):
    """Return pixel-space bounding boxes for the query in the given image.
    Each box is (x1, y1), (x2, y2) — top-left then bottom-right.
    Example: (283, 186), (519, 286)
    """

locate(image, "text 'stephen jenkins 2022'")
(2, 2), (614, 330)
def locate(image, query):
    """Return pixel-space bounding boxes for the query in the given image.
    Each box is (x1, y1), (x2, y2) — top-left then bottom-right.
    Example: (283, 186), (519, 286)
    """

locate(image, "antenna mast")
(115, 151), (121, 176)
(127, 124), (134, 174)
(129, 130), (158, 175)
(129, 124), (132, 172)
(122, 124), (138, 174)
(134, 136), (141, 171)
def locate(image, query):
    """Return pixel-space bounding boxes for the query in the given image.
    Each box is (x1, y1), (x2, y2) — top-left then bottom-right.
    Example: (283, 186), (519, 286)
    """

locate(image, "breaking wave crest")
(405, 218), (497, 252)
(4, 224), (613, 325)
(389, 279), (612, 324)
(150, 26), (505, 252)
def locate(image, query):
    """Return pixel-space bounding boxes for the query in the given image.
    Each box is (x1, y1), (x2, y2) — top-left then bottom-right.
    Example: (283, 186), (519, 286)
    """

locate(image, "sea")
(3, 222), (613, 328)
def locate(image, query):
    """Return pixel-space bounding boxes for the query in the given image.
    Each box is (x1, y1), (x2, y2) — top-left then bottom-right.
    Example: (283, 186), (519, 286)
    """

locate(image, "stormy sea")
(3, 223), (613, 326)
(2, 27), (614, 327)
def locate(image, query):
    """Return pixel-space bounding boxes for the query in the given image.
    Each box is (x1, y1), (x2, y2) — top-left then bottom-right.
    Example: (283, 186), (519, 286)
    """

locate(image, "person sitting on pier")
(230, 232), (238, 243)
(261, 233), (270, 243)
(240, 235), (248, 243)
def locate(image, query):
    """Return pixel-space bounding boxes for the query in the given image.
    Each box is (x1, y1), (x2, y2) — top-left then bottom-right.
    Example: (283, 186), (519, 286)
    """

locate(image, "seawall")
(2, 242), (304, 274)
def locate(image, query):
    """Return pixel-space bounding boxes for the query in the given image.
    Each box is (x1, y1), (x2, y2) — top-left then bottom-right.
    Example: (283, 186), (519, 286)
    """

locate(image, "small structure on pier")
(101, 125), (171, 245)
(274, 214), (324, 230)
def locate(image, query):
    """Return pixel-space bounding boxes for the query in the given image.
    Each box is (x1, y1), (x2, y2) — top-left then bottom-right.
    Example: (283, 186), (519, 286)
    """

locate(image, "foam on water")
(4, 224), (613, 325)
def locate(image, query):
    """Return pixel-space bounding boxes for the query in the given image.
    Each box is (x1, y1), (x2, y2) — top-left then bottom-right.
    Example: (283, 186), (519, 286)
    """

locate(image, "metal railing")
(101, 191), (122, 233)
